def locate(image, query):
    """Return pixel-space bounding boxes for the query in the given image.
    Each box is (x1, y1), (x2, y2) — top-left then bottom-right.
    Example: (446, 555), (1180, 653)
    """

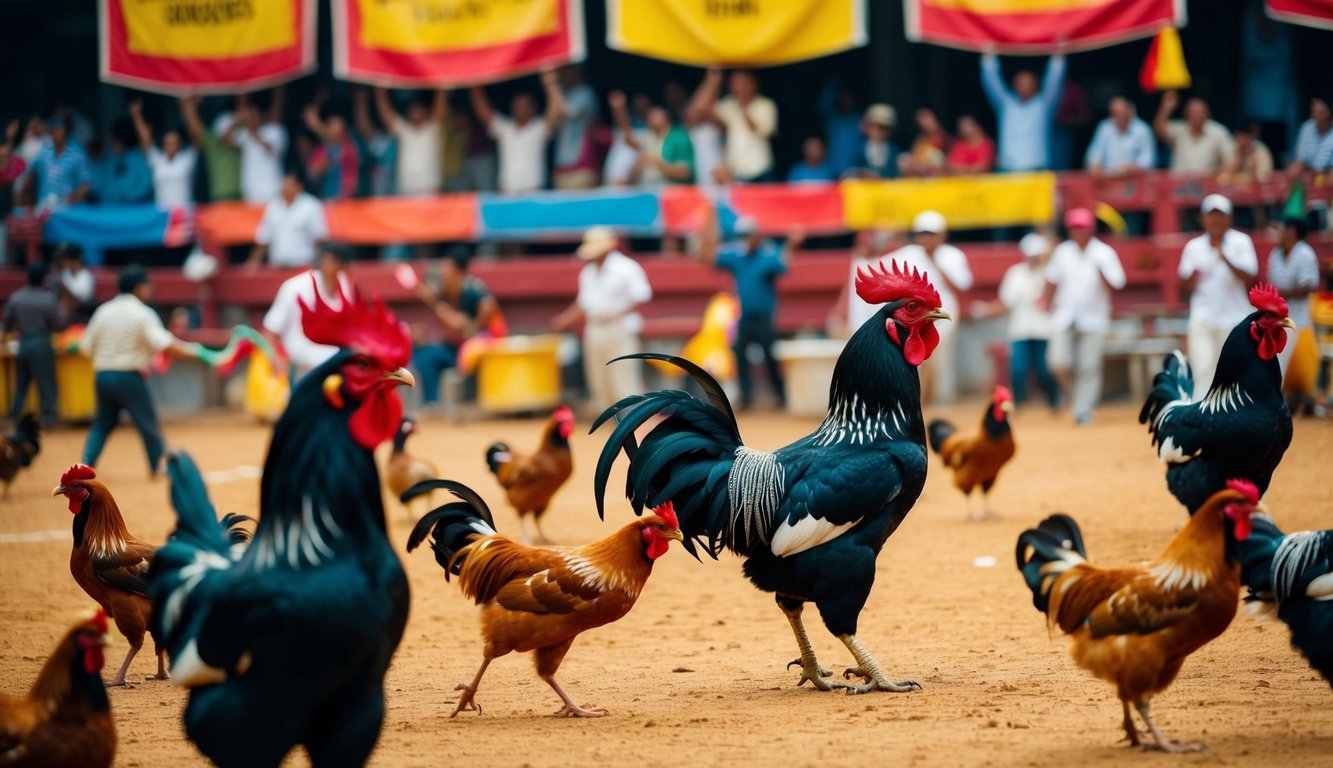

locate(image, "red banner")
(334, 0), (585, 87)
(99, 0), (315, 94)
(905, 0), (1184, 54)
(1267, 0), (1333, 30)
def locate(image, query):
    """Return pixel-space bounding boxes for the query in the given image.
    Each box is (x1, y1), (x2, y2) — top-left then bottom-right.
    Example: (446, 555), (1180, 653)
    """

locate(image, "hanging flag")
(334, 0), (586, 87)
(606, 0), (866, 67)
(99, 0), (316, 94)
(1138, 26), (1191, 92)
(906, 0), (1185, 53)
(1266, 0), (1333, 30)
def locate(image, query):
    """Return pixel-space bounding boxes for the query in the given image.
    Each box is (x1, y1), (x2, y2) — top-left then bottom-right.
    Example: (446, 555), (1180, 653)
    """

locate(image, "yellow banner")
(356, 0), (559, 53)
(123, 0), (296, 58)
(842, 174), (1056, 230)
(608, 0), (865, 66)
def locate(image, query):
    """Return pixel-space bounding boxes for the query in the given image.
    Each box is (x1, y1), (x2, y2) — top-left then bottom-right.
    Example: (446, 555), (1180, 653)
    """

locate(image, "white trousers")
(583, 319), (644, 411)
(1186, 322), (1232, 400)
(1048, 328), (1105, 420)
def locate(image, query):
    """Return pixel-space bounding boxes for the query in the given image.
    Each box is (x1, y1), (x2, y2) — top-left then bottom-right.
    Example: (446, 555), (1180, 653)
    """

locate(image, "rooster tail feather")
(1271, 528), (1330, 604)
(1240, 515), (1284, 600)
(164, 451), (229, 555)
(592, 390), (696, 520)
(926, 419), (956, 455)
(1015, 514), (1087, 615)
(401, 479), (495, 526)
(1139, 350), (1192, 426)
(606, 353), (740, 435)
(484, 443), (510, 475)
(406, 499), (497, 578)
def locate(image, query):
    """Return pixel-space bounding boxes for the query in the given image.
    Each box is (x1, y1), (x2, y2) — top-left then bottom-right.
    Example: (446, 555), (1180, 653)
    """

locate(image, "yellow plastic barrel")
(476, 334), (563, 415)
(0, 348), (95, 422)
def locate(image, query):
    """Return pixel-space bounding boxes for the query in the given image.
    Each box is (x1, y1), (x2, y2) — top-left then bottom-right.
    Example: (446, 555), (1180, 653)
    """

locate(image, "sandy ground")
(1, 401), (1330, 768)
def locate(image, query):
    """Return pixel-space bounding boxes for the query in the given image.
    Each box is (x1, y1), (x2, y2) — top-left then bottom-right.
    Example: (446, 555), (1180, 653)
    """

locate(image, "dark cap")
(26, 261), (49, 286)
(118, 265), (149, 294)
(54, 242), (83, 261)
(319, 242), (352, 264)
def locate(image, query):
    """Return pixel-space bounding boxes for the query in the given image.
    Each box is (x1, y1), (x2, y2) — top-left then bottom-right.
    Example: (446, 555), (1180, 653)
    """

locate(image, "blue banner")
(477, 190), (661, 238)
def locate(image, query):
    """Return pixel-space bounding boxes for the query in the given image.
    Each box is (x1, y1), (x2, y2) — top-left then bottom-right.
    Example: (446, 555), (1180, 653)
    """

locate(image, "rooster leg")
(150, 649), (170, 681)
(1134, 701), (1203, 753)
(450, 658), (491, 717)
(982, 492), (999, 521)
(965, 493), (981, 523)
(778, 600), (851, 690)
(837, 635), (922, 694)
(532, 514), (553, 546)
(1119, 700), (1145, 746)
(517, 515), (533, 545)
(106, 643), (142, 687)
(544, 676), (607, 718)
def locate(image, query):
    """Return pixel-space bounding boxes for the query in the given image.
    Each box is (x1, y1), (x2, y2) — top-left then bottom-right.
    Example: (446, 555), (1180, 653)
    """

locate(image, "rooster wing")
(92, 543), (155, 597)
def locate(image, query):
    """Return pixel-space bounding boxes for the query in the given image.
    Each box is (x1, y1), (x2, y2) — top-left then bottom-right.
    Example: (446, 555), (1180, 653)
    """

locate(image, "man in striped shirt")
(79, 267), (201, 475)
(1289, 97), (1333, 176)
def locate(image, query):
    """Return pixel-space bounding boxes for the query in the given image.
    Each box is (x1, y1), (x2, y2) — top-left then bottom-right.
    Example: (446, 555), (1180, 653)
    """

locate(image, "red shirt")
(947, 138), (996, 174)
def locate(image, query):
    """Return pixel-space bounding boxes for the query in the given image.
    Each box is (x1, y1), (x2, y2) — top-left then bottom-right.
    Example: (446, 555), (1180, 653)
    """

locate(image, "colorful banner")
(842, 174), (1056, 231)
(196, 196), (480, 246)
(1267, 0), (1333, 30)
(334, 0), (586, 87)
(606, 0), (866, 66)
(905, 0), (1185, 54)
(40, 205), (193, 266)
(99, 0), (316, 94)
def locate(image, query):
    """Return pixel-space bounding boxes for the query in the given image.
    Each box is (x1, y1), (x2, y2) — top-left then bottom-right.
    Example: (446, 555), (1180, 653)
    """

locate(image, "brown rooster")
(485, 404), (574, 544)
(1016, 480), (1261, 752)
(385, 416), (438, 520)
(51, 465), (165, 687)
(928, 385), (1015, 521)
(0, 610), (115, 768)
(405, 479), (681, 718)
(1, 414), (41, 500)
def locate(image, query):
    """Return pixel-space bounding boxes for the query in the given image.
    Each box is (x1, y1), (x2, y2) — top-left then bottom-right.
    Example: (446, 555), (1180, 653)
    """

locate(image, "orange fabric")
(195, 196), (479, 246)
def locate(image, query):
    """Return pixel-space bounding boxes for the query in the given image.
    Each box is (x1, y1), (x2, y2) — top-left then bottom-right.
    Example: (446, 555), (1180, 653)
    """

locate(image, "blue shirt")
(93, 148), (153, 204)
(980, 54), (1065, 172)
(27, 140), (92, 205)
(1294, 118), (1333, 172)
(715, 240), (787, 317)
(1084, 117), (1157, 172)
(787, 161), (836, 183)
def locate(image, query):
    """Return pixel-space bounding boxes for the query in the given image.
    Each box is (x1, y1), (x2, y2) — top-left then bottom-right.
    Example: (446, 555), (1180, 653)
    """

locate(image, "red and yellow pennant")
(99, 0), (315, 94)
(905, 0), (1184, 53)
(1266, 0), (1333, 30)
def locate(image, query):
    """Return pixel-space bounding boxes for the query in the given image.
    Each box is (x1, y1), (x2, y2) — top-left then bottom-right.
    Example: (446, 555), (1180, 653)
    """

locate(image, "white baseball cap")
(913, 210), (947, 234)
(1018, 233), (1050, 259)
(1201, 193), (1233, 216)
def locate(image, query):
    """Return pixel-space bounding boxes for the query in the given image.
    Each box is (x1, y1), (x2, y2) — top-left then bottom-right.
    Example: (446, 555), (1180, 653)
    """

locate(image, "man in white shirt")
(998, 233), (1060, 409)
(1178, 194), (1258, 397)
(261, 244), (355, 381)
(128, 98), (197, 209)
(248, 171), (329, 269)
(1152, 92), (1234, 174)
(1266, 217), (1322, 379)
(689, 68), (777, 183)
(374, 87), (447, 196)
(226, 103), (287, 204)
(469, 71), (567, 194)
(876, 211), (973, 405)
(551, 227), (653, 410)
(54, 243), (96, 323)
(79, 267), (200, 474)
(1045, 208), (1127, 424)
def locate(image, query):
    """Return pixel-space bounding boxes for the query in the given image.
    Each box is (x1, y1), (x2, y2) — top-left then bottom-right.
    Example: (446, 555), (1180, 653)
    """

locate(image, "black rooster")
(1240, 516), (1333, 688)
(1139, 284), (1294, 514)
(594, 262), (949, 694)
(1, 413), (41, 498)
(148, 282), (416, 766)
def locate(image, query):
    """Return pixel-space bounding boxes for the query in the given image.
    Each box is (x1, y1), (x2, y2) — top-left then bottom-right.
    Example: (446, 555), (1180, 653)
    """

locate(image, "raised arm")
(178, 95), (206, 146)
(1039, 53), (1066, 110)
(979, 53), (1010, 108)
(540, 70), (566, 126)
(374, 87), (400, 132)
(127, 99), (154, 154)
(1153, 91), (1179, 144)
(607, 91), (640, 150)
(265, 85), (286, 126)
(468, 85), (497, 128)
(351, 88), (378, 141)
(686, 68), (724, 126)
(302, 103), (333, 143)
(431, 88), (450, 124)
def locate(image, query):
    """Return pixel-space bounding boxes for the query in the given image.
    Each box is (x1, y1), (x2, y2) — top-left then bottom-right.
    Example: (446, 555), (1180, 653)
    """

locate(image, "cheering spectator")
(24, 116), (91, 208)
(261, 243), (355, 381)
(947, 115), (996, 174)
(179, 95), (241, 203)
(1221, 122), (1275, 183)
(552, 65), (601, 189)
(819, 81), (864, 177)
(80, 266), (201, 475)
(4, 262), (63, 427)
(225, 89), (288, 204)
(899, 108), (950, 177)
(998, 233), (1060, 410)
(248, 170), (328, 269)
(127, 99), (197, 210)
(351, 89), (397, 197)
(1045, 208), (1126, 424)
(788, 136), (836, 183)
(1152, 92), (1234, 174)
(470, 70), (567, 194)
(1178, 194), (1259, 397)
(607, 91), (693, 185)
(980, 51), (1066, 172)
(412, 247), (501, 408)
(0, 119), (25, 264)
(551, 227), (652, 410)
(54, 243), (95, 323)
(302, 104), (361, 201)
(851, 103), (900, 179)
(672, 79), (724, 189)
(1266, 217), (1320, 379)
(689, 68), (777, 183)
(1289, 97), (1333, 176)
(1084, 96), (1156, 176)
(90, 122), (151, 204)
(696, 214), (799, 410)
(375, 88), (447, 196)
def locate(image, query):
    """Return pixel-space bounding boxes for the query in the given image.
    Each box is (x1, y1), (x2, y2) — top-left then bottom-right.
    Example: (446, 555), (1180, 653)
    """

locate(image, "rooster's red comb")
(1225, 479), (1260, 504)
(855, 259), (942, 308)
(299, 275), (412, 367)
(60, 464), (96, 486)
(554, 404), (575, 422)
(86, 608), (108, 635)
(993, 385), (1014, 403)
(652, 501), (679, 531)
(1249, 283), (1289, 318)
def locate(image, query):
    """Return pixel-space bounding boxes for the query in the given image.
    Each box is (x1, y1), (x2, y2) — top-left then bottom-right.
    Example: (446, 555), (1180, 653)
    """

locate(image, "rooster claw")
(553, 704), (607, 718)
(788, 658), (833, 679)
(449, 682), (483, 717)
(1143, 741), (1205, 754)
(845, 677), (922, 694)
(842, 666), (872, 681)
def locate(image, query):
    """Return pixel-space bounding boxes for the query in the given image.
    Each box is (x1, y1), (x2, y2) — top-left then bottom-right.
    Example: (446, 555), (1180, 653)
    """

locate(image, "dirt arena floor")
(1, 400), (1330, 767)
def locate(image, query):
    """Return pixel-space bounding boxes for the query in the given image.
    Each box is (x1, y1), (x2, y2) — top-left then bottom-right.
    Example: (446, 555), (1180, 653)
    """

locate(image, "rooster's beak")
(927, 308), (952, 322)
(51, 485), (67, 497)
(1279, 318), (1296, 330)
(1254, 500), (1269, 515)
(383, 367), (416, 388)
(663, 529), (684, 542)
(999, 401), (1015, 413)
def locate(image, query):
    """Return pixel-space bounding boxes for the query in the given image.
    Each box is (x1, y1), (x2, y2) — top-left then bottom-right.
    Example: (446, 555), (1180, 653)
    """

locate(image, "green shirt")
(201, 130), (242, 202)
(660, 126), (695, 184)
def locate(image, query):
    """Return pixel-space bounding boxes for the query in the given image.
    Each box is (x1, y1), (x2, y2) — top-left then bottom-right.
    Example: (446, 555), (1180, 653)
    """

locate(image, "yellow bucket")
(0, 348), (96, 422)
(476, 335), (563, 415)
